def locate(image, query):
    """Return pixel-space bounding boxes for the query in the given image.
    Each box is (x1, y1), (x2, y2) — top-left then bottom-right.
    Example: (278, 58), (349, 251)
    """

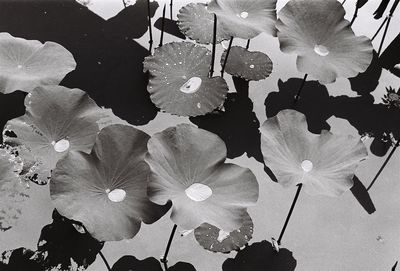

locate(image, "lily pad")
(276, 0), (373, 83)
(260, 109), (368, 197)
(0, 148), (28, 231)
(177, 3), (231, 44)
(220, 46), (273, 81)
(146, 123), (259, 232)
(194, 212), (253, 253)
(143, 42), (228, 117)
(50, 124), (170, 241)
(208, 0), (277, 39)
(0, 32), (76, 94)
(3, 85), (107, 184)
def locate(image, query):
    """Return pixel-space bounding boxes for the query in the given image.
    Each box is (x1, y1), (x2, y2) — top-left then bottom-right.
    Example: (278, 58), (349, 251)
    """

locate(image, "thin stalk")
(147, 0), (153, 52)
(341, 0), (347, 5)
(99, 251), (111, 271)
(209, 14), (217, 78)
(246, 39), (251, 50)
(377, 15), (391, 55)
(292, 74), (308, 107)
(371, 16), (388, 41)
(277, 184), (303, 245)
(161, 224), (178, 264)
(367, 138), (400, 191)
(170, 0), (173, 19)
(159, 4), (166, 47)
(350, 1), (360, 26)
(122, 0), (127, 8)
(221, 37), (234, 77)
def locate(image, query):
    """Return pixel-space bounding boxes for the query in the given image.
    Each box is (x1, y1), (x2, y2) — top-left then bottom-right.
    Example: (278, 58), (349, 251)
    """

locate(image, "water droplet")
(17, 65), (23, 69)
(314, 44), (329, 56)
(240, 11), (249, 19)
(301, 160), (313, 172)
(180, 77), (202, 94)
(185, 183), (212, 201)
(249, 64), (255, 69)
(107, 188), (126, 202)
(197, 102), (201, 108)
(52, 139), (70, 153)
(217, 229), (230, 242)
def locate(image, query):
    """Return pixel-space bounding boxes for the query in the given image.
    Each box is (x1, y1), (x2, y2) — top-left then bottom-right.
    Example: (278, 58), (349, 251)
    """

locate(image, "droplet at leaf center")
(52, 139), (70, 152)
(217, 229), (230, 242)
(314, 45), (329, 56)
(301, 160), (313, 172)
(185, 183), (212, 202)
(107, 188), (126, 202)
(239, 12), (249, 19)
(180, 77), (202, 94)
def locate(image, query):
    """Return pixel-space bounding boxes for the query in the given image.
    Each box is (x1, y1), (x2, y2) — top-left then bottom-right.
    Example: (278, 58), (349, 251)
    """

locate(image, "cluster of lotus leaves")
(146, 123), (259, 232)
(260, 109), (368, 197)
(276, 0), (373, 83)
(0, 33), (76, 94)
(3, 85), (108, 184)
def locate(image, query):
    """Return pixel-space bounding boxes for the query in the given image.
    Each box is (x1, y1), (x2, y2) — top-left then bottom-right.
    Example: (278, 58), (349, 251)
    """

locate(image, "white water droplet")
(17, 64), (23, 69)
(249, 64), (255, 69)
(107, 188), (126, 202)
(301, 160), (313, 172)
(180, 77), (202, 94)
(197, 102), (201, 108)
(217, 229), (230, 242)
(240, 11), (249, 19)
(314, 45), (329, 56)
(185, 183), (212, 202)
(52, 139), (70, 152)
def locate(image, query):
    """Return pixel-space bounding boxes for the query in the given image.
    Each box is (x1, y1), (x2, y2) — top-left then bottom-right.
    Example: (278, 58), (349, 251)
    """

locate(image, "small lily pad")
(144, 42), (228, 117)
(0, 32), (76, 94)
(177, 3), (231, 44)
(221, 46), (273, 81)
(194, 212), (253, 253)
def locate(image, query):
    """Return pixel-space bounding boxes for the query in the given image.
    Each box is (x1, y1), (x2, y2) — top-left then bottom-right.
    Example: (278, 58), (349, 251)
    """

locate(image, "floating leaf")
(0, 32), (76, 94)
(144, 42), (228, 117)
(208, 0), (277, 39)
(50, 124), (170, 241)
(177, 3), (231, 44)
(194, 212), (253, 253)
(260, 109), (368, 197)
(111, 255), (162, 271)
(276, 0), (373, 83)
(0, 247), (42, 271)
(3, 85), (107, 184)
(146, 124), (259, 232)
(220, 46), (273, 81)
(0, 148), (28, 231)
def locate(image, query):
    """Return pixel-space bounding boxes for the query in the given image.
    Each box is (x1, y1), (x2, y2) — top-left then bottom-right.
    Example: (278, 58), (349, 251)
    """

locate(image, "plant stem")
(367, 138), (400, 191)
(246, 39), (251, 50)
(122, 0), (127, 8)
(159, 4), (166, 47)
(277, 184), (303, 245)
(350, 0), (360, 26)
(371, 16), (388, 41)
(147, 0), (153, 52)
(209, 14), (217, 78)
(161, 224), (178, 264)
(99, 251), (111, 271)
(170, 0), (173, 19)
(292, 74), (308, 107)
(341, 0), (347, 5)
(221, 37), (234, 77)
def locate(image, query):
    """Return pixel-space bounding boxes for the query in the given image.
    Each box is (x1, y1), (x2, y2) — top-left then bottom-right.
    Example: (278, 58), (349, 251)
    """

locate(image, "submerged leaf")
(177, 3), (231, 44)
(144, 42), (228, 117)
(221, 46), (273, 81)
(0, 32), (76, 94)
(146, 124), (259, 232)
(51, 125), (170, 241)
(194, 212), (253, 253)
(260, 110), (368, 196)
(3, 85), (107, 184)
(276, 0), (373, 83)
(208, 0), (277, 39)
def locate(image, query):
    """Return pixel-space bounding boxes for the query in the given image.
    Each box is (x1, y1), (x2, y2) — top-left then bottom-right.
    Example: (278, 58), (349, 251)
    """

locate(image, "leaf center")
(314, 45), (329, 56)
(180, 77), (202, 94)
(301, 160), (313, 172)
(106, 188), (126, 203)
(185, 183), (212, 202)
(52, 139), (70, 152)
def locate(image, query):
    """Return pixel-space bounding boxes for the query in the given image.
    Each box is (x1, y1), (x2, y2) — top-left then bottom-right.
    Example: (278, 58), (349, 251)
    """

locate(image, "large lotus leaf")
(146, 124), (259, 232)
(260, 109), (368, 197)
(50, 124), (170, 241)
(177, 3), (231, 44)
(220, 46), (273, 81)
(144, 42), (228, 117)
(0, 32), (76, 94)
(194, 212), (253, 253)
(208, 0), (277, 39)
(276, 0), (373, 83)
(0, 148), (28, 231)
(3, 85), (108, 184)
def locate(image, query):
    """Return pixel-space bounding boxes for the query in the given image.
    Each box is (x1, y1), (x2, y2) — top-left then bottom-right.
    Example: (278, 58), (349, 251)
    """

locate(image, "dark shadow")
(190, 77), (263, 162)
(36, 209), (104, 270)
(111, 255), (162, 271)
(222, 240), (297, 271)
(393, 261), (398, 271)
(154, 17), (186, 40)
(168, 262), (197, 271)
(0, 247), (43, 271)
(349, 51), (382, 96)
(0, 91), (26, 143)
(380, 32), (400, 78)
(0, 0), (159, 126)
(350, 175), (376, 214)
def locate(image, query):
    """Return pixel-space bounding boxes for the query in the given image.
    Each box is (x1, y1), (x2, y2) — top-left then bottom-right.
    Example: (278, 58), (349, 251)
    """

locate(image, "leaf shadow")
(154, 17), (186, 40)
(350, 175), (376, 214)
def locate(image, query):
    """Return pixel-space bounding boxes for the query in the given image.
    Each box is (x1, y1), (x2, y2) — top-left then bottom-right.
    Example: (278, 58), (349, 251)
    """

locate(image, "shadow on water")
(0, 0), (159, 127)
(111, 255), (196, 271)
(222, 240), (297, 271)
